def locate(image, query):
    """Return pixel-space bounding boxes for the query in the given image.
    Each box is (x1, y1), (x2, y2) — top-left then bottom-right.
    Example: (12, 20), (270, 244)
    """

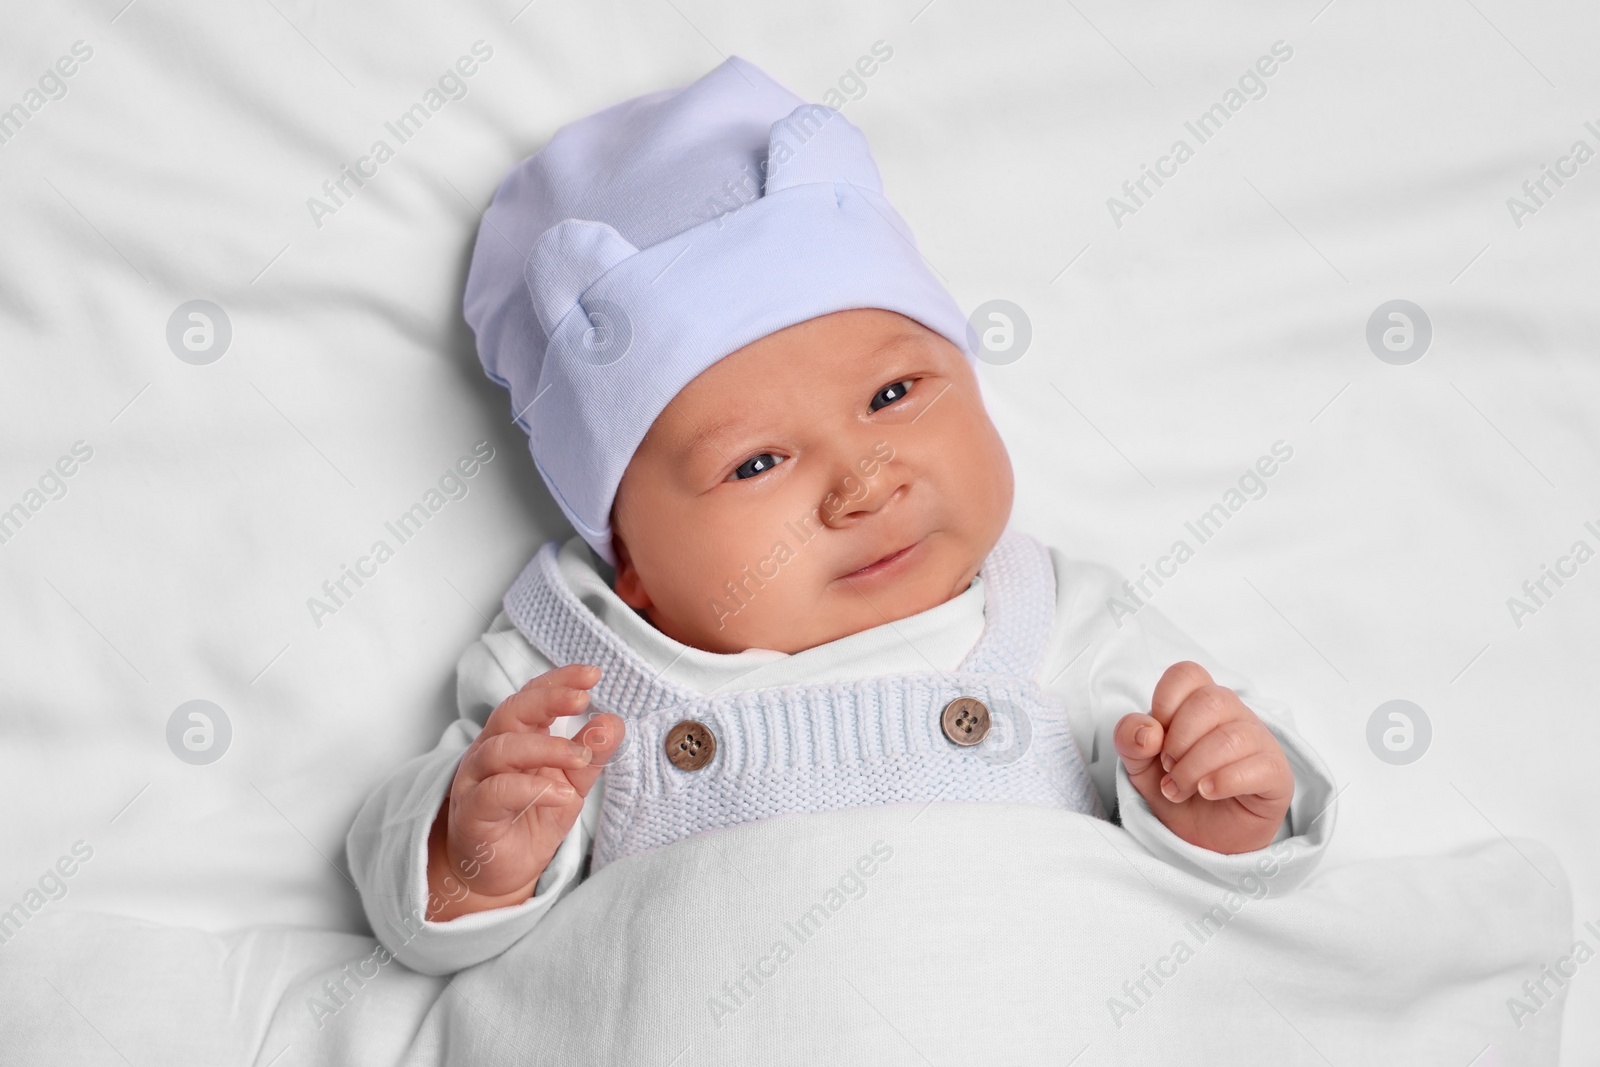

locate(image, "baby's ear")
(608, 529), (651, 611)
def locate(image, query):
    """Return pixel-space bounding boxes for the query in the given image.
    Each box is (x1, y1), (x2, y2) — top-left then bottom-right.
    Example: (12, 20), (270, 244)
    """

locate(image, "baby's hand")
(1112, 661), (1292, 855)
(426, 663), (624, 921)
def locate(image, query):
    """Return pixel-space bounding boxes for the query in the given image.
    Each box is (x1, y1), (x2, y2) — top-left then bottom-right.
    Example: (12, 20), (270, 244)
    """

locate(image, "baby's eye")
(729, 453), (784, 481)
(870, 380), (913, 411)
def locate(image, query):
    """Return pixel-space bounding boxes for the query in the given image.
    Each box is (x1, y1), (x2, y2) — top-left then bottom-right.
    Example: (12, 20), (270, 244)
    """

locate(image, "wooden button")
(664, 719), (716, 771)
(940, 697), (991, 747)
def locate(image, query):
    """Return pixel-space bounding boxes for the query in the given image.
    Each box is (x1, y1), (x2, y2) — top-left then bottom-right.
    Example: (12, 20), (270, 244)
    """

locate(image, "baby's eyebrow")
(863, 328), (933, 365)
(680, 419), (738, 461)
(668, 404), (749, 469)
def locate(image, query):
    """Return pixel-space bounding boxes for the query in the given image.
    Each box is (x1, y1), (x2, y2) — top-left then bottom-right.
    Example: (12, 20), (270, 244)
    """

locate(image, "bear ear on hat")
(762, 104), (884, 197)
(524, 219), (640, 338)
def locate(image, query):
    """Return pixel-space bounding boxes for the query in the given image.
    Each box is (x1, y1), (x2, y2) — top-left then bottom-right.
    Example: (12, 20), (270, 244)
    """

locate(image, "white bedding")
(0, 808), (1574, 1064)
(2, 0), (1596, 1061)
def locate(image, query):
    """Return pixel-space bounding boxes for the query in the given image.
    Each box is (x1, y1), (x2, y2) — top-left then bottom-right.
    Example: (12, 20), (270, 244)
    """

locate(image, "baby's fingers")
(462, 731), (594, 788)
(483, 664), (602, 737)
(1164, 721), (1288, 804)
(462, 772), (575, 826)
(1189, 752), (1291, 808)
(1149, 661), (1215, 729)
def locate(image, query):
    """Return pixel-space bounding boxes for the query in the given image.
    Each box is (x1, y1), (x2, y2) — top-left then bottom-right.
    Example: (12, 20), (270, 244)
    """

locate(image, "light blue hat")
(464, 55), (974, 566)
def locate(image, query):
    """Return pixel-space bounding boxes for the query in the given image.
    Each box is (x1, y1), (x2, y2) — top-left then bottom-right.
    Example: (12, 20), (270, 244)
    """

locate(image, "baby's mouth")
(837, 539), (923, 583)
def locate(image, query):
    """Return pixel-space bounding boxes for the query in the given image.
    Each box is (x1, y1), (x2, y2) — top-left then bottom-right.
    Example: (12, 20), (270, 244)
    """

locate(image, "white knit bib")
(503, 527), (1105, 870)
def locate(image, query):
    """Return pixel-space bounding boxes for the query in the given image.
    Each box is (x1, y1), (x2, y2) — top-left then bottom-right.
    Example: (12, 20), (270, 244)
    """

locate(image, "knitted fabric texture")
(502, 527), (1104, 870)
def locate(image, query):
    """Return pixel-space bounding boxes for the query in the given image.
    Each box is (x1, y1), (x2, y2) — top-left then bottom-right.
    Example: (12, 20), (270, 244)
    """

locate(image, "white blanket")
(0, 806), (1572, 1065)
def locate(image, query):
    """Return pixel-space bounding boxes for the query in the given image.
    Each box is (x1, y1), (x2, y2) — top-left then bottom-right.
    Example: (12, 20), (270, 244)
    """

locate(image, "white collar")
(554, 536), (986, 694)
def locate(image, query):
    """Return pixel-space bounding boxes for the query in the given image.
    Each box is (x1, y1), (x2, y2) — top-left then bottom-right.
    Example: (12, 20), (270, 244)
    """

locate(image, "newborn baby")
(348, 56), (1331, 973)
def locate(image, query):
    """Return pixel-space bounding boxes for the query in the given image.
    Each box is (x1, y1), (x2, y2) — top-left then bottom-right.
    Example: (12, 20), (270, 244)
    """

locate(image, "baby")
(348, 56), (1332, 972)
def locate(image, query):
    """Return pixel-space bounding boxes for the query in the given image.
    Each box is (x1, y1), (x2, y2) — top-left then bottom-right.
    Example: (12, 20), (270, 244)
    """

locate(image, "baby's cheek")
(943, 420), (1013, 529)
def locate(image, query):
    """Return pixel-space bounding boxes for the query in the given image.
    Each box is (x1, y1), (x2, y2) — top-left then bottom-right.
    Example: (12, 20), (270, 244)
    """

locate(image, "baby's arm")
(1044, 552), (1337, 891)
(346, 616), (618, 975)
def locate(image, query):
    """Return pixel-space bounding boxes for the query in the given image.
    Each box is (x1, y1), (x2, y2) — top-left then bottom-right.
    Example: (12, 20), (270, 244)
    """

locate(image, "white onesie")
(347, 532), (1337, 976)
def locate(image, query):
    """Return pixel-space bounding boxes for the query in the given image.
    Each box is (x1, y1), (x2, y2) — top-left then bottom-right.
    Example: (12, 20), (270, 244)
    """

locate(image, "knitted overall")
(502, 527), (1105, 870)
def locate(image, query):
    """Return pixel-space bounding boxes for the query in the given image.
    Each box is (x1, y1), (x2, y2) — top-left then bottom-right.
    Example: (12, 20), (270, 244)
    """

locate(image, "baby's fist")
(1113, 662), (1292, 855)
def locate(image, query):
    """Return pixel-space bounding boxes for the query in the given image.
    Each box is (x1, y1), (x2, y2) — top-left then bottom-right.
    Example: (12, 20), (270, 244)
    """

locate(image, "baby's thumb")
(565, 713), (625, 797)
(1112, 713), (1166, 798)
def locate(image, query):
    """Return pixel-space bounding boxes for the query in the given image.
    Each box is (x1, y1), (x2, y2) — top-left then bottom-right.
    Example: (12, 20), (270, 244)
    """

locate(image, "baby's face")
(610, 308), (1013, 654)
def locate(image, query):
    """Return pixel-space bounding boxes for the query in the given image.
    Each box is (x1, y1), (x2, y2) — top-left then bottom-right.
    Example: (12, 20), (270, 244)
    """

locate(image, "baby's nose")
(821, 472), (905, 528)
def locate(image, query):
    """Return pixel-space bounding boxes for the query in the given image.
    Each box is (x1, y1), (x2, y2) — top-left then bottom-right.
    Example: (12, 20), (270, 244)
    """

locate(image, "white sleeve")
(1042, 551), (1337, 893)
(345, 611), (600, 976)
